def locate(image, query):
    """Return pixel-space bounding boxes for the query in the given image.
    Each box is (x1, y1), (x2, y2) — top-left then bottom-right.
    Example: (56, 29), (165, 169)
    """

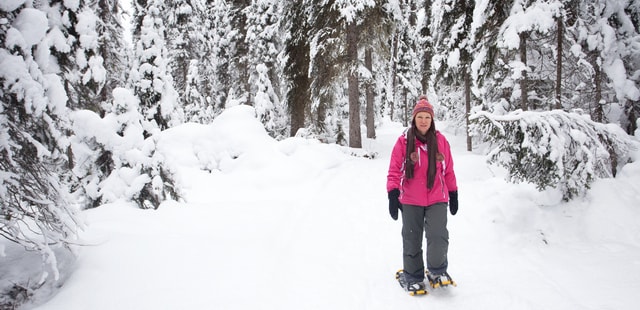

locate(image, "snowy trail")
(29, 114), (640, 310)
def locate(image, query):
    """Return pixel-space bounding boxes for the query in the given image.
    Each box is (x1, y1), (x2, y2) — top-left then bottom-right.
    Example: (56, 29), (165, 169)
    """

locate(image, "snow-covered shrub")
(470, 110), (636, 200)
(70, 88), (181, 209)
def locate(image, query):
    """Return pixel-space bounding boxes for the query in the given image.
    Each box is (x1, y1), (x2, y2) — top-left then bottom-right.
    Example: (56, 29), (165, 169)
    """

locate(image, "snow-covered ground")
(3, 105), (640, 309)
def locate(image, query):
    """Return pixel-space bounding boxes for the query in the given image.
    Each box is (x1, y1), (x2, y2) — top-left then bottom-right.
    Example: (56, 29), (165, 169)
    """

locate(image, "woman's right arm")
(387, 136), (405, 192)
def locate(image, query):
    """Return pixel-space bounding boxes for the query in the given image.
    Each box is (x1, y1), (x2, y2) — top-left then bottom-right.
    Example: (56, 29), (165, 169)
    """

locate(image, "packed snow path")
(24, 107), (640, 309)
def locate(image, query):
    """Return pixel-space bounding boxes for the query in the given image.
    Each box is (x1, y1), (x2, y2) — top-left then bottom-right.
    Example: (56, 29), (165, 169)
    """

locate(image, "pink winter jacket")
(387, 130), (458, 207)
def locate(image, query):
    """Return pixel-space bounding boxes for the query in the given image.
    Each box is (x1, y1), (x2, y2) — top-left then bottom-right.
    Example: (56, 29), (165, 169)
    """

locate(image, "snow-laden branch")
(470, 110), (636, 200)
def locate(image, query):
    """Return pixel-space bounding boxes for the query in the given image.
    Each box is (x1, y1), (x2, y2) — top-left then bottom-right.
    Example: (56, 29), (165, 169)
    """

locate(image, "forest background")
(1, 0), (639, 306)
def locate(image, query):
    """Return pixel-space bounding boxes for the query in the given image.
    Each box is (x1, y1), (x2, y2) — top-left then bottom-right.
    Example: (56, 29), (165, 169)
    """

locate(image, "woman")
(387, 95), (459, 294)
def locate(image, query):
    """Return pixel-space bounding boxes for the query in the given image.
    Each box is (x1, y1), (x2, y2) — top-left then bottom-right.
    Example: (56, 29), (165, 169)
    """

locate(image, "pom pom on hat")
(412, 95), (434, 120)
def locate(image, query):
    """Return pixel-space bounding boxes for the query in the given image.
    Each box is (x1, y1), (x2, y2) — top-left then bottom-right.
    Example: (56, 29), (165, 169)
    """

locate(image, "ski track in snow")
(6, 118), (638, 309)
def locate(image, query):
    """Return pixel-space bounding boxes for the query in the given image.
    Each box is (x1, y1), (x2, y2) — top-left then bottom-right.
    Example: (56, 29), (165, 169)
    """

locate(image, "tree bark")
(465, 66), (472, 152)
(519, 31), (529, 111)
(365, 48), (376, 139)
(347, 21), (362, 148)
(231, 0), (251, 106)
(593, 59), (603, 122)
(555, 16), (563, 110)
(390, 34), (399, 121)
(285, 3), (310, 137)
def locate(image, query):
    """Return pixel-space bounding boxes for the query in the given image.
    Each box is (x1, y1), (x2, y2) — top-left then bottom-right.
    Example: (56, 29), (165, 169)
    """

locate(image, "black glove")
(388, 189), (402, 220)
(449, 191), (458, 215)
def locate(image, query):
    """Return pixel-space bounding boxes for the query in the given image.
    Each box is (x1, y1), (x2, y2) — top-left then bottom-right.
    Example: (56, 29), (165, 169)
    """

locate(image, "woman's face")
(414, 112), (432, 135)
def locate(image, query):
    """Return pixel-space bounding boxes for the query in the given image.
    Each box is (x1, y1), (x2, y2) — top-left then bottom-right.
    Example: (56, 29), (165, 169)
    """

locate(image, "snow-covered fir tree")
(570, 0), (640, 127)
(64, 0), (130, 210)
(390, 0), (425, 126)
(165, 0), (209, 122)
(245, 0), (287, 138)
(118, 0), (182, 209)
(306, 1), (344, 143)
(71, 88), (181, 210)
(468, 0), (512, 115)
(205, 0), (233, 111)
(131, 0), (183, 132)
(430, 0), (474, 150)
(227, 0), (251, 106)
(1, 2), (81, 282)
(359, 3), (393, 139)
(282, 0), (312, 137)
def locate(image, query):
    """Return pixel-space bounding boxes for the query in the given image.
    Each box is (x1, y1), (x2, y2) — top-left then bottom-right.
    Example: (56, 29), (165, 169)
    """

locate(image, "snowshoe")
(396, 270), (428, 296)
(426, 271), (457, 289)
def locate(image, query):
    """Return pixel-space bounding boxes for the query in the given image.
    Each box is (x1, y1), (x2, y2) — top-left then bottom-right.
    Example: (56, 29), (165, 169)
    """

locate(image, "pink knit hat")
(412, 95), (434, 120)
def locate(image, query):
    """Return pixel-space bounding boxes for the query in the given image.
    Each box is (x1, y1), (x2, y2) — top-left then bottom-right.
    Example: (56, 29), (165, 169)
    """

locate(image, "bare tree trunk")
(285, 3), (310, 137)
(288, 63), (309, 137)
(402, 89), (409, 127)
(555, 16), (563, 110)
(390, 34), (399, 121)
(465, 67), (472, 152)
(593, 60), (603, 122)
(347, 21), (362, 148)
(365, 48), (376, 139)
(421, 0), (433, 94)
(519, 32), (529, 111)
(626, 100), (638, 135)
(231, 0), (251, 105)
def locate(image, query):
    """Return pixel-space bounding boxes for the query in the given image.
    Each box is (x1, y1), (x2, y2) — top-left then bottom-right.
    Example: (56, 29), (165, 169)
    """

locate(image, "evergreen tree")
(468, 0), (513, 114)
(66, 0), (129, 210)
(390, 0), (422, 126)
(96, 0), (129, 115)
(283, 0), (312, 137)
(205, 0), (233, 111)
(1, 3), (81, 280)
(307, 1), (342, 143)
(228, 0), (251, 106)
(165, 0), (208, 117)
(570, 0), (640, 128)
(419, 0), (435, 94)
(131, 0), (183, 133)
(431, 0), (475, 150)
(184, 59), (214, 123)
(52, 1), (108, 113)
(118, 0), (182, 209)
(362, 0), (394, 140)
(623, 0), (640, 135)
(245, 0), (287, 138)
(71, 88), (181, 210)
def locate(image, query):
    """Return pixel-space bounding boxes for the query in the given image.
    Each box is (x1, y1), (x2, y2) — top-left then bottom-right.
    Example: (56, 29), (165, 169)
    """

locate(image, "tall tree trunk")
(593, 59), (603, 122)
(519, 31), (529, 111)
(626, 101), (638, 135)
(464, 66), (472, 152)
(390, 34), (399, 121)
(365, 48), (376, 139)
(402, 89), (409, 127)
(231, 0), (250, 105)
(287, 49), (309, 137)
(285, 3), (310, 137)
(555, 16), (563, 110)
(347, 21), (362, 148)
(421, 0), (433, 94)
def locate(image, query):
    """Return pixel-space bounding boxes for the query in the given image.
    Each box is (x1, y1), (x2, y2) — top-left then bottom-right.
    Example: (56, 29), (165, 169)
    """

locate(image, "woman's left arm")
(441, 137), (458, 192)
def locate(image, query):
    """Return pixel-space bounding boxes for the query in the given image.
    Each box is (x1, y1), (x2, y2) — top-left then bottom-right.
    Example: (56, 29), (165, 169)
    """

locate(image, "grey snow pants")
(401, 202), (449, 282)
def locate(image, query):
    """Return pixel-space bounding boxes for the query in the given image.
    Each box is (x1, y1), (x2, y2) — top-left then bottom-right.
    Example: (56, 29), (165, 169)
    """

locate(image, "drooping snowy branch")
(470, 110), (636, 200)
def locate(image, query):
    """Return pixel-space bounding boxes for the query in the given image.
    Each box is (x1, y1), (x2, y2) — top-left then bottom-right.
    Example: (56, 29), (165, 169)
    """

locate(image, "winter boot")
(396, 270), (428, 296)
(426, 271), (456, 289)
